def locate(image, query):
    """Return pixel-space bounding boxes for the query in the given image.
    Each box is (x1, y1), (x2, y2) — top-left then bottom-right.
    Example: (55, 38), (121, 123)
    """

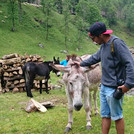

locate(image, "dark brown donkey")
(22, 57), (60, 97)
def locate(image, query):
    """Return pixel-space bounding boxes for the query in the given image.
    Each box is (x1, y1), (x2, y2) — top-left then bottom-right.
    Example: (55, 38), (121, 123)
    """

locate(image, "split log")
(36, 55), (41, 59)
(32, 57), (37, 62)
(20, 79), (25, 83)
(21, 60), (25, 64)
(3, 72), (9, 77)
(26, 58), (31, 62)
(16, 83), (25, 88)
(41, 101), (55, 108)
(2, 53), (19, 60)
(0, 57), (21, 65)
(13, 63), (20, 67)
(34, 82), (38, 88)
(0, 88), (2, 94)
(9, 72), (14, 77)
(51, 84), (62, 90)
(5, 88), (10, 92)
(13, 71), (18, 75)
(12, 87), (19, 93)
(25, 99), (47, 113)
(6, 81), (12, 86)
(37, 84), (40, 88)
(2, 65), (8, 70)
(19, 68), (23, 75)
(42, 80), (46, 83)
(21, 56), (25, 60)
(0, 68), (3, 74)
(38, 58), (43, 62)
(5, 67), (20, 72)
(8, 84), (14, 89)
(4, 75), (23, 80)
(42, 84), (45, 88)
(0, 82), (2, 92)
(14, 80), (19, 85)
(19, 87), (24, 92)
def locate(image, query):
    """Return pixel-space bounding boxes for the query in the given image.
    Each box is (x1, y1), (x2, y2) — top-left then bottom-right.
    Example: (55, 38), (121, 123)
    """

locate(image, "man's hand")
(118, 85), (129, 93)
(73, 61), (80, 66)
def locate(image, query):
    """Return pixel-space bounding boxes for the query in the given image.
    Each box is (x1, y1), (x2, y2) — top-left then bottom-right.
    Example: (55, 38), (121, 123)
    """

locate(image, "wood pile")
(0, 53), (44, 93)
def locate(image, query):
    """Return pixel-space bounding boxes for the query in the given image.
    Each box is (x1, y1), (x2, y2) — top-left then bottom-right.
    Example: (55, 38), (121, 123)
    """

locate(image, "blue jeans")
(100, 84), (124, 121)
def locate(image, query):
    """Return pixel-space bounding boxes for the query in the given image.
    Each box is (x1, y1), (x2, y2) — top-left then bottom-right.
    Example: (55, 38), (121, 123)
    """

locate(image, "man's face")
(90, 34), (104, 45)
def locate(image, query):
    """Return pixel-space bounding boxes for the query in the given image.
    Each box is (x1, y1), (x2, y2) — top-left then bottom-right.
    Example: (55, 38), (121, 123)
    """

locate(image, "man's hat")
(89, 22), (113, 37)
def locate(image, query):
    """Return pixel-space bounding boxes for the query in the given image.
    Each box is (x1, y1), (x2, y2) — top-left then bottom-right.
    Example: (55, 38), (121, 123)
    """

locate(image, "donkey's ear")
(53, 56), (56, 61)
(51, 64), (71, 72)
(57, 57), (59, 60)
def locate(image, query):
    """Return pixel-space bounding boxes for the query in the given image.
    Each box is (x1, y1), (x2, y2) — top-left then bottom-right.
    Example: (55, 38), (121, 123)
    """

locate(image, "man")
(75, 22), (134, 134)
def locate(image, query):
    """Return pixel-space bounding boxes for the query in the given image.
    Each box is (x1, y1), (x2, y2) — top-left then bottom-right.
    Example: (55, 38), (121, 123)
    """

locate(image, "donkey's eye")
(69, 82), (73, 86)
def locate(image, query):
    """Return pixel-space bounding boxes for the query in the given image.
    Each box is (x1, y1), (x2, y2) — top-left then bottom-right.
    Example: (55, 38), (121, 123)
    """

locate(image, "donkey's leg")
(25, 71), (33, 97)
(26, 82), (32, 97)
(89, 91), (92, 114)
(39, 80), (42, 94)
(0, 78), (2, 92)
(64, 88), (73, 132)
(84, 87), (92, 130)
(27, 73), (35, 97)
(93, 90), (99, 115)
(45, 79), (49, 94)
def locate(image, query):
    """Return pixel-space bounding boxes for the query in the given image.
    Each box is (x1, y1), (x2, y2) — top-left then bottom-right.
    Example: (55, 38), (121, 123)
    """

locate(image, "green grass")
(1, 87), (134, 134)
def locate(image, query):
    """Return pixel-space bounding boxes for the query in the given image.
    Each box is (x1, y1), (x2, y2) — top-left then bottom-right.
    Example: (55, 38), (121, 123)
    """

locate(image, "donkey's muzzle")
(74, 103), (83, 111)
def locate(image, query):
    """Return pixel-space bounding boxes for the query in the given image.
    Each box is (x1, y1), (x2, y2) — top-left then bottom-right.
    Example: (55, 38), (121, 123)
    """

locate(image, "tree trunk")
(18, 0), (22, 23)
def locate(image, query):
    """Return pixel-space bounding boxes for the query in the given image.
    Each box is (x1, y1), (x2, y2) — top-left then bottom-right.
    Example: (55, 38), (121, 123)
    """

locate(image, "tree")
(76, 1), (102, 24)
(62, 0), (71, 49)
(69, 0), (79, 15)
(126, 4), (134, 31)
(74, 15), (88, 47)
(18, 0), (22, 23)
(98, 0), (117, 25)
(54, 0), (63, 14)
(41, 0), (54, 40)
(27, 0), (36, 3)
(8, 0), (18, 31)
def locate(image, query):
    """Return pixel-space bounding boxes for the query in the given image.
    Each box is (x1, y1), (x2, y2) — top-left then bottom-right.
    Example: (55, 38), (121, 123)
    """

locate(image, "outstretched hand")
(73, 61), (80, 66)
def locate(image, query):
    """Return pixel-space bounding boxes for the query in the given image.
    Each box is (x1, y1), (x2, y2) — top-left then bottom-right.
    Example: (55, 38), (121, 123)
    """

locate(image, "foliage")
(76, 1), (102, 24)
(98, 0), (117, 25)
(54, 0), (63, 14)
(126, 4), (134, 31)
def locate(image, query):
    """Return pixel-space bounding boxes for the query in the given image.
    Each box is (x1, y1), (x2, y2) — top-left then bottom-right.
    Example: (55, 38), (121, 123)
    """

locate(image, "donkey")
(50, 54), (101, 132)
(22, 57), (60, 97)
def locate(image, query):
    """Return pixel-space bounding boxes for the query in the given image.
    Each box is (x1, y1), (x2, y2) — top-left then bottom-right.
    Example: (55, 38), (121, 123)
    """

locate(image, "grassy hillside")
(0, 2), (134, 61)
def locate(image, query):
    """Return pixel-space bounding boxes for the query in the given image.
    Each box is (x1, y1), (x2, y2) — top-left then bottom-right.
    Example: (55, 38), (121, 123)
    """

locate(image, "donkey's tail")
(22, 64), (30, 82)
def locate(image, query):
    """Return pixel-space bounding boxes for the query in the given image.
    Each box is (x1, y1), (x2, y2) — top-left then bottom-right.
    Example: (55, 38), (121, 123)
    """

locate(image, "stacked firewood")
(0, 53), (44, 93)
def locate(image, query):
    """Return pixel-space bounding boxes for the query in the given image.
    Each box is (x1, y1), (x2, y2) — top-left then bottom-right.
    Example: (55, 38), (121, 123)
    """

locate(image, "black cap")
(89, 22), (113, 36)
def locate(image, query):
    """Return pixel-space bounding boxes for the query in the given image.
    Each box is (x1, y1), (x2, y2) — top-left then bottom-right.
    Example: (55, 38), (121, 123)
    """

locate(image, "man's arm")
(115, 39), (134, 90)
(80, 50), (101, 67)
